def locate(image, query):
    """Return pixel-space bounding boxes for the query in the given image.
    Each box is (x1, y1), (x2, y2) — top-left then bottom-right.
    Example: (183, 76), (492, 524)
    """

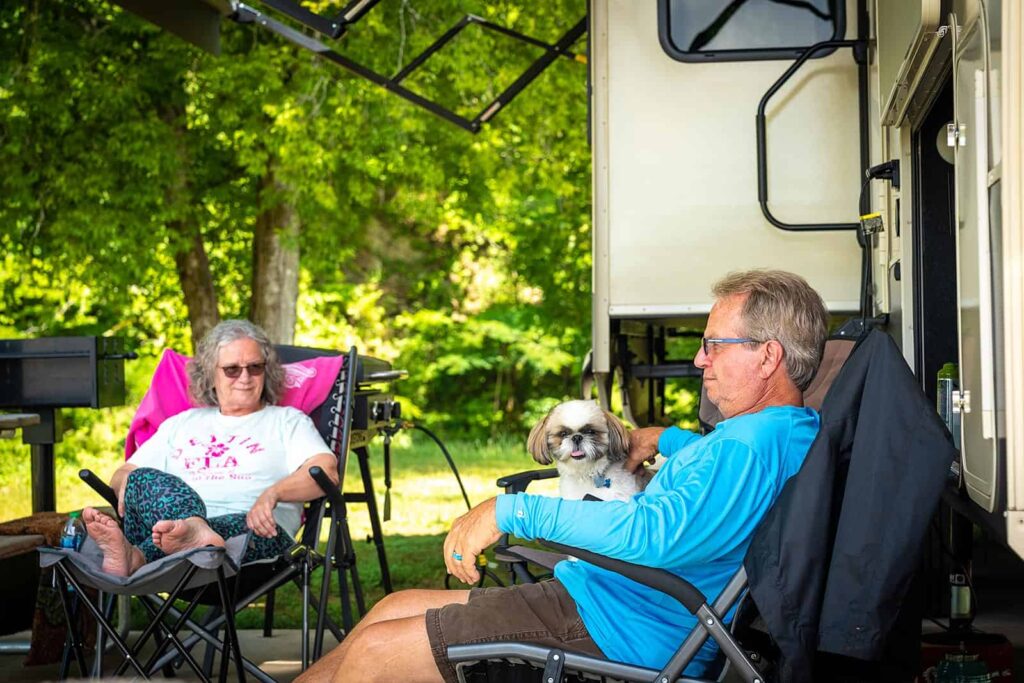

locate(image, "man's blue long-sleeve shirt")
(495, 406), (819, 674)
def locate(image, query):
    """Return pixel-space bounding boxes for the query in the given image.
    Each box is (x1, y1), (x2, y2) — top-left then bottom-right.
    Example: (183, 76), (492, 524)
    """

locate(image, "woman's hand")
(247, 487), (281, 538)
(443, 497), (501, 584)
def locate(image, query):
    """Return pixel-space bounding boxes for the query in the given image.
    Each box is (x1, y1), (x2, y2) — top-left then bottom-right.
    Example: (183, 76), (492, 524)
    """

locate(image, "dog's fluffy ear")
(603, 409), (630, 462)
(527, 412), (553, 465)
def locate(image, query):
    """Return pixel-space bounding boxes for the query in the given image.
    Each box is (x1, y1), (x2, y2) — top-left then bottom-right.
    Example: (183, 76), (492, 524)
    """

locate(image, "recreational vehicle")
(588, 1), (1024, 570)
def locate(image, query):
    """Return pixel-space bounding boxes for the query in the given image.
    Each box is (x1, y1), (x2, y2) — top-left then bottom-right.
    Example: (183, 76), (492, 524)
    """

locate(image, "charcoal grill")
(0, 336), (131, 512)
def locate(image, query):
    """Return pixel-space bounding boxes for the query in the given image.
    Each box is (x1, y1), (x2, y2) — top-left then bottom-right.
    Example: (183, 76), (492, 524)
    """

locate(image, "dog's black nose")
(571, 434), (583, 446)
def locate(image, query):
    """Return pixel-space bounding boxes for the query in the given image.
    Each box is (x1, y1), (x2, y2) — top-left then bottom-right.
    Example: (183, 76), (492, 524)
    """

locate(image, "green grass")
(0, 429), (557, 628)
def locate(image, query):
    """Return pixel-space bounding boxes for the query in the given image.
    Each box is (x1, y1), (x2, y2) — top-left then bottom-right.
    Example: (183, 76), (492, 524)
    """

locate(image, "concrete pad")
(0, 629), (334, 682)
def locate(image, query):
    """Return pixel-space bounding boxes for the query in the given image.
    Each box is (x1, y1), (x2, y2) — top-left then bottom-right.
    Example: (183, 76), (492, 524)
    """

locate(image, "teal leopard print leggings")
(123, 467), (293, 563)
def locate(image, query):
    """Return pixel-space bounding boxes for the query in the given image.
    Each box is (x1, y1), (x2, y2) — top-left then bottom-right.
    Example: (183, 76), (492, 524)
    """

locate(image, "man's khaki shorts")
(425, 580), (605, 683)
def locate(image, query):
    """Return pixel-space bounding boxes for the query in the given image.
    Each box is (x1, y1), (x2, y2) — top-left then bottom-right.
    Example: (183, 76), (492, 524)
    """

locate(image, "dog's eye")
(582, 428), (596, 436)
(558, 430), (570, 438)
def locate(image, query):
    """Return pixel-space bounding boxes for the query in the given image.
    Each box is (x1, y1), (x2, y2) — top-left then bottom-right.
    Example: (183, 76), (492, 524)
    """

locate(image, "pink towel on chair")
(124, 349), (346, 458)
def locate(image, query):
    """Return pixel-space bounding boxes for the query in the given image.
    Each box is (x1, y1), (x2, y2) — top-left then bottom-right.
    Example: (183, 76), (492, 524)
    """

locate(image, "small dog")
(527, 400), (649, 502)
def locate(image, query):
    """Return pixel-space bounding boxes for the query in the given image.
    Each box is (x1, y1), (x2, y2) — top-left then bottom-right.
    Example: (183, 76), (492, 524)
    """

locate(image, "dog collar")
(593, 475), (612, 489)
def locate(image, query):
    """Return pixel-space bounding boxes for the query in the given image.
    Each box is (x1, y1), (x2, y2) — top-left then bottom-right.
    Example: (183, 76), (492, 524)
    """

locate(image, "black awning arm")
(232, 3), (586, 133)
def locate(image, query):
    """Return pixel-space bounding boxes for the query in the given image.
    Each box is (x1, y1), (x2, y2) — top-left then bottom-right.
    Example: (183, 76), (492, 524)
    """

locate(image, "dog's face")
(527, 400), (629, 467)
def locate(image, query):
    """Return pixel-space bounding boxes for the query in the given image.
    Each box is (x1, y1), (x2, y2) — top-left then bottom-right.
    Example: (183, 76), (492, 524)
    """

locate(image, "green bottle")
(937, 362), (960, 450)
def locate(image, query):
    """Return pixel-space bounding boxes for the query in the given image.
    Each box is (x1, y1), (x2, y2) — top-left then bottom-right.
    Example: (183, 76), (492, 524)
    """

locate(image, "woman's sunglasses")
(219, 363), (266, 379)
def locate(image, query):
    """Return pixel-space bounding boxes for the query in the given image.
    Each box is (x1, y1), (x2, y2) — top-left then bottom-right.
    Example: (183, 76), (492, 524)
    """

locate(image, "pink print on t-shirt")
(176, 433), (264, 480)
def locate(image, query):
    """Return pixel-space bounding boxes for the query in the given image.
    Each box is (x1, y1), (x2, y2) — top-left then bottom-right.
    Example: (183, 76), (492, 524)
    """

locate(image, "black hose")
(411, 424), (473, 511)
(407, 423), (506, 588)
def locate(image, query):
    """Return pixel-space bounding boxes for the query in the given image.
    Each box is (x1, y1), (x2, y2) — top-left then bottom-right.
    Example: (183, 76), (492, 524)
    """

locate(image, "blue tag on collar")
(593, 475), (611, 489)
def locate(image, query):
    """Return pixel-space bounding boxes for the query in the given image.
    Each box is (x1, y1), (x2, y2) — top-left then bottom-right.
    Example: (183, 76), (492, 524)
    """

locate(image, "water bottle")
(60, 511), (86, 551)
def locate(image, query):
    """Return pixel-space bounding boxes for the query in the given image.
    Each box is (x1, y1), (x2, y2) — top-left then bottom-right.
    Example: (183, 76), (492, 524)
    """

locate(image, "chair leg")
(301, 557), (310, 670)
(57, 565), (149, 679)
(262, 589), (275, 637)
(313, 546), (332, 662)
(54, 570), (89, 679)
(215, 566), (246, 683)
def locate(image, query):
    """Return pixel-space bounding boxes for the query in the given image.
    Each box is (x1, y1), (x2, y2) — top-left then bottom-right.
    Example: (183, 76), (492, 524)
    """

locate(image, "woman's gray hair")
(187, 319), (285, 407)
(712, 269), (829, 391)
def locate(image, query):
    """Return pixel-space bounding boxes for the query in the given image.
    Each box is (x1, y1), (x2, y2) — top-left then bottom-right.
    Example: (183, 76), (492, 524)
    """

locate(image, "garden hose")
(402, 422), (505, 588)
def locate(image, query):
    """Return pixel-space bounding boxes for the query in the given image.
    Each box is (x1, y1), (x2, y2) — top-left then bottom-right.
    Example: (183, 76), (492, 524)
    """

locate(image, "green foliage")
(0, 0), (599, 443)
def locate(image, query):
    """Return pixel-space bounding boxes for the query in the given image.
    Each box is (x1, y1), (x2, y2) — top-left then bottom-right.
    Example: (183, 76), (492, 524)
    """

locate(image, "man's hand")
(625, 426), (665, 473)
(247, 487), (281, 538)
(443, 497), (501, 584)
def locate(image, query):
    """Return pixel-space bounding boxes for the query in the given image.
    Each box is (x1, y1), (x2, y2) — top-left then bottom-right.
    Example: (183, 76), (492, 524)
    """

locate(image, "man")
(297, 269), (829, 683)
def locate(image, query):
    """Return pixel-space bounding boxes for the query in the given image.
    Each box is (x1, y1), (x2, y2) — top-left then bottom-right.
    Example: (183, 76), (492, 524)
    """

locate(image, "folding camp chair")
(66, 344), (402, 680)
(459, 332), (953, 682)
(39, 534), (249, 682)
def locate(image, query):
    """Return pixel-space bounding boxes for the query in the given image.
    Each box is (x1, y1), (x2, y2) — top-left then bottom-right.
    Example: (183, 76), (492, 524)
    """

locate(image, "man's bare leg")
(296, 589), (470, 683)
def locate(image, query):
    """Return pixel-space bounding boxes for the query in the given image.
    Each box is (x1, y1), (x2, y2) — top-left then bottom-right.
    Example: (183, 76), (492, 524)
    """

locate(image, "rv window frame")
(657, 0), (846, 63)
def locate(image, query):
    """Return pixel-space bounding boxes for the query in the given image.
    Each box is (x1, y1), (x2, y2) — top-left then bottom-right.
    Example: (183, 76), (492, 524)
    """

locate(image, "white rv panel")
(593, 0), (860, 359)
(1001, 0), (1024, 557)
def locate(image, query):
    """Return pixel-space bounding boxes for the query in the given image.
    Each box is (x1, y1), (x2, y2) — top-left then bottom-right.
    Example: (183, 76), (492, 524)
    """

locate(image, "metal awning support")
(230, 2), (587, 133)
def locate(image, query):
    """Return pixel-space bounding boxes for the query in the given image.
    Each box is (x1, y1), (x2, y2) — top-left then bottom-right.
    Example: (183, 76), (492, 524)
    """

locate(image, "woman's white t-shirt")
(127, 405), (330, 536)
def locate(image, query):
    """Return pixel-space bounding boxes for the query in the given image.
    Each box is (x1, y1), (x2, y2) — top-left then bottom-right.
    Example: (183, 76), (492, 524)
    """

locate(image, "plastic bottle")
(60, 511), (86, 551)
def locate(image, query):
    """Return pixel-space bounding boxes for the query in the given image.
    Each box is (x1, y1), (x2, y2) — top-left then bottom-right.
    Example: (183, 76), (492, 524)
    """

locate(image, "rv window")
(658, 0), (844, 62)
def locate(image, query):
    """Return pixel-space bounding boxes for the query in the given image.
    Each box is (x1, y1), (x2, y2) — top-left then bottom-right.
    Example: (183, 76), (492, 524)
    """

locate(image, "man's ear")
(759, 339), (786, 379)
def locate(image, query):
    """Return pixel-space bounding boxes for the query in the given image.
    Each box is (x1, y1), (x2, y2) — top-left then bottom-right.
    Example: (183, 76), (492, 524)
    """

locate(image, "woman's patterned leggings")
(122, 467), (294, 564)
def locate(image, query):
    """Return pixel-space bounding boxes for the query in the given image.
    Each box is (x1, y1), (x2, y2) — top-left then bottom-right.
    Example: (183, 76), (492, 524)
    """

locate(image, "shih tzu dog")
(527, 400), (650, 502)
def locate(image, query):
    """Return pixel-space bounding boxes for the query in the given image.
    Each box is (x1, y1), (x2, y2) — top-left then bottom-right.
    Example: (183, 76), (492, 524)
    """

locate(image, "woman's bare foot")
(81, 507), (145, 576)
(151, 517), (225, 555)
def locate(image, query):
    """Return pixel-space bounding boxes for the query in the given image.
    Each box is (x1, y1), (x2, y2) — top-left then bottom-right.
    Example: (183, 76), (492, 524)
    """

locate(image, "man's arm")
(499, 439), (773, 568)
(247, 453), (339, 538)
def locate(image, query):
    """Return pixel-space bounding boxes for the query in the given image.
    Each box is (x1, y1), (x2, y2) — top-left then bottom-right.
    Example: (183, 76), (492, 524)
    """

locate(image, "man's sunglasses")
(701, 337), (762, 356)
(220, 363), (266, 379)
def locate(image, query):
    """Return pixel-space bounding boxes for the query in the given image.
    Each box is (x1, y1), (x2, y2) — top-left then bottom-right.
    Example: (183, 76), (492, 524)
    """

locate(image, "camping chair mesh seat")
(457, 337), (864, 682)
(62, 344), (395, 680)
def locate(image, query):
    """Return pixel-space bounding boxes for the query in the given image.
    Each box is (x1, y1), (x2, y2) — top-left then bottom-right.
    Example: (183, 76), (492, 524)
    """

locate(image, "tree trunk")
(251, 166), (300, 344)
(173, 223), (220, 349)
(161, 99), (219, 351)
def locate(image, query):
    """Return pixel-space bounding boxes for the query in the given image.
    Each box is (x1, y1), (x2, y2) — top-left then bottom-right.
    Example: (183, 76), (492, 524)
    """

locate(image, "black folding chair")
(69, 344), (403, 680)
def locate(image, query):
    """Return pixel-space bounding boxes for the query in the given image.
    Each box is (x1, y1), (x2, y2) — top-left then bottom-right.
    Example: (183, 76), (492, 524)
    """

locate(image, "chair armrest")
(308, 466), (345, 511)
(79, 469), (119, 510)
(538, 539), (707, 615)
(496, 468), (559, 494)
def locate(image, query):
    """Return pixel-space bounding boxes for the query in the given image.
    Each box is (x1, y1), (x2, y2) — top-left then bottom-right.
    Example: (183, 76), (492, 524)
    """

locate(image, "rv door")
(950, 4), (1003, 513)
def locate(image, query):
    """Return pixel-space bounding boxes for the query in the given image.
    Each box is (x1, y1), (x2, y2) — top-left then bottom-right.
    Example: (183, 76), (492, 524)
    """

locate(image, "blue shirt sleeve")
(657, 426), (701, 457)
(496, 437), (774, 568)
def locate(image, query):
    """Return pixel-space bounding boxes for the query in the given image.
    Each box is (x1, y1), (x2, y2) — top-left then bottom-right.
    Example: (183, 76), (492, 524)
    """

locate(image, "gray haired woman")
(81, 319), (339, 577)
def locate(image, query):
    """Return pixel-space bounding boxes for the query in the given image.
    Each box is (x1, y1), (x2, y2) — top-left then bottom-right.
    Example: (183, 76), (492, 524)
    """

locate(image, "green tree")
(0, 0), (592, 437)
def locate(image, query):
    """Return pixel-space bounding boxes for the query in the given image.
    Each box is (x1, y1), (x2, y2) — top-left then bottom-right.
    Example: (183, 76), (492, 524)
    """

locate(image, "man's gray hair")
(187, 319), (285, 407)
(712, 269), (829, 391)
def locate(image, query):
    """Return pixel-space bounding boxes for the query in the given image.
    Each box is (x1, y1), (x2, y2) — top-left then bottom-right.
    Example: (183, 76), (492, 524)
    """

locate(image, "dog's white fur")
(527, 400), (649, 502)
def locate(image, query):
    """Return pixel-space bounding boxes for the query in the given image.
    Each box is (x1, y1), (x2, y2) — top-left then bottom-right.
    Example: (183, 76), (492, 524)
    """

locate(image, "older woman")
(82, 319), (339, 577)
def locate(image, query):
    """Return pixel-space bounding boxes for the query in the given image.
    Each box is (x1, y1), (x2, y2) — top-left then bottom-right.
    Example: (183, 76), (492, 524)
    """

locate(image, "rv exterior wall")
(1000, 0), (1024, 558)
(590, 0), (861, 376)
